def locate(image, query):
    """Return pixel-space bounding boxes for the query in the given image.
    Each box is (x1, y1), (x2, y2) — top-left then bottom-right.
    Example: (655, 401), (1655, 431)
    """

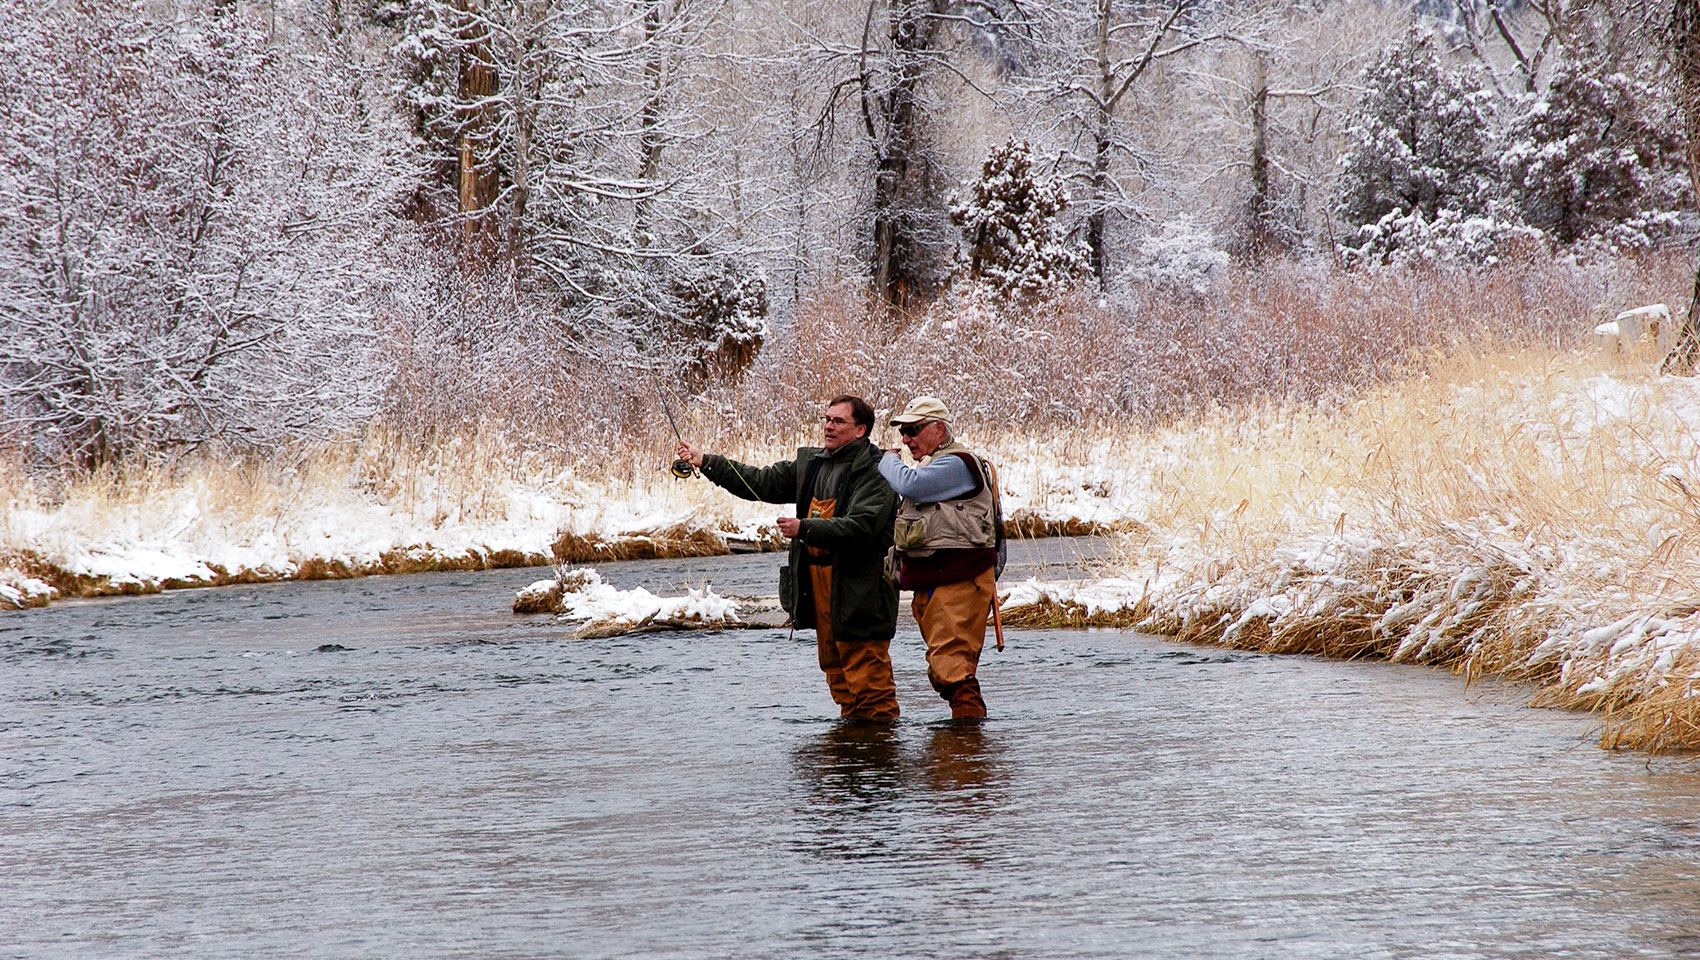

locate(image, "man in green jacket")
(677, 395), (901, 721)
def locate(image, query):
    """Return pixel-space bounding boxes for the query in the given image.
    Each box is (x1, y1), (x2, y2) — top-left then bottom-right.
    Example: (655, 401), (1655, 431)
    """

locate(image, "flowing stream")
(5, 538), (1700, 959)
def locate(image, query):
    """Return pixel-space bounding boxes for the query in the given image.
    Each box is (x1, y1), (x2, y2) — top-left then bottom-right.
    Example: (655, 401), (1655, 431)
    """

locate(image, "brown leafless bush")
(364, 251), (1688, 469)
(682, 252), (1689, 446)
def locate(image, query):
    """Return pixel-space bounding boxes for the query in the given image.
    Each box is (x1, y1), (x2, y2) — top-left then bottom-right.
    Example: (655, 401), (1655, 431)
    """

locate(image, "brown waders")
(807, 496), (899, 721)
(910, 566), (994, 720)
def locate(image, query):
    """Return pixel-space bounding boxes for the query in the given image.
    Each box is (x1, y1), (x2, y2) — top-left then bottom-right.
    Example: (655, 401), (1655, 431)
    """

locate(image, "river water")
(5, 539), (1700, 959)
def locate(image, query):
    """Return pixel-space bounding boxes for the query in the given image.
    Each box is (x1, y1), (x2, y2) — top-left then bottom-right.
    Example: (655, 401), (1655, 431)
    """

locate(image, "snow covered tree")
(669, 264), (769, 388)
(387, 0), (764, 361)
(387, 0), (504, 250)
(1336, 25), (1509, 263)
(1131, 215), (1228, 296)
(1501, 57), (1689, 249)
(0, 0), (416, 469)
(951, 139), (1088, 298)
(1337, 26), (1500, 230)
(1227, 36), (1356, 259)
(1021, 0), (1226, 285)
(857, 0), (964, 308)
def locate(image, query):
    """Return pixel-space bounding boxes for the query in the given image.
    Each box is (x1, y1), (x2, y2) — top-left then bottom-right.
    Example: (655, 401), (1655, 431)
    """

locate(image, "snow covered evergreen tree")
(950, 139), (1087, 299)
(1500, 57), (1690, 249)
(1336, 26), (1511, 264)
(669, 265), (768, 388)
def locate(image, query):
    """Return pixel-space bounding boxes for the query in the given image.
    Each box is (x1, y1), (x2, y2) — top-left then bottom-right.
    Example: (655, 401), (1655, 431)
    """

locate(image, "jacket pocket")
(894, 516), (925, 550)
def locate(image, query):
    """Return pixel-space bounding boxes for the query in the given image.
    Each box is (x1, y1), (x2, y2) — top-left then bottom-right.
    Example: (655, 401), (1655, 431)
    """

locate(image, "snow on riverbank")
(993, 354), (1700, 750)
(512, 567), (742, 636)
(0, 432), (1159, 608)
(1000, 525), (1700, 750)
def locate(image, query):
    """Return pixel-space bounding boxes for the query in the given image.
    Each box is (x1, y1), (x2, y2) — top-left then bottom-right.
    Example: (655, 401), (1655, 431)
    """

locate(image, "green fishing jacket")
(702, 437), (899, 643)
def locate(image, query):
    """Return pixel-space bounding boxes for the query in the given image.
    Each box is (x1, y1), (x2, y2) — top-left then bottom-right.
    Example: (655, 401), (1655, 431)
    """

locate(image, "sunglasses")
(898, 422), (929, 438)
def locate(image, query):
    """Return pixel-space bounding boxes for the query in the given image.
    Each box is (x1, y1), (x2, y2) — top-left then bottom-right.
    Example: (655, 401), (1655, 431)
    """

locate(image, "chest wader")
(804, 487), (898, 722)
(900, 445), (1001, 722)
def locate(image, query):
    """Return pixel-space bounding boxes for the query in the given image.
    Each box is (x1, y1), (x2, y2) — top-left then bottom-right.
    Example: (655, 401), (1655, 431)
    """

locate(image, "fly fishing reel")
(646, 364), (698, 480)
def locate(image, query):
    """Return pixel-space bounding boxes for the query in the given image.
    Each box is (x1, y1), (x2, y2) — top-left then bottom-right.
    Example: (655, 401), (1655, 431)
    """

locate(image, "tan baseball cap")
(889, 395), (952, 425)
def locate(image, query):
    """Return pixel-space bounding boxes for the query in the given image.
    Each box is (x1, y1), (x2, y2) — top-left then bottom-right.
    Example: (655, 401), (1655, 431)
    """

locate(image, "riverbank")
(7, 343), (1700, 749)
(996, 346), (1700, 751)
(0, 427), (1146, 609)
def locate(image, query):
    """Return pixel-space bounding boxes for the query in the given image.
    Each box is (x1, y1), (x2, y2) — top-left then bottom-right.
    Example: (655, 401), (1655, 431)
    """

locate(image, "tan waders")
(807, 496), (899, 721)
(910, 566), (995, 720)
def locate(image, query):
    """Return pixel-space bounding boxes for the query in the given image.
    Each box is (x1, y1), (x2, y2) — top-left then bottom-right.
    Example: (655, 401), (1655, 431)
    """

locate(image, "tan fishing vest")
(893, 440), (999, 556)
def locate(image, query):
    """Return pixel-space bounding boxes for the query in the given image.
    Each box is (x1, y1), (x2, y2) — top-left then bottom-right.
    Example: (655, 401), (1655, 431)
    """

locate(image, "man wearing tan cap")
(880, 396), (1005, 721)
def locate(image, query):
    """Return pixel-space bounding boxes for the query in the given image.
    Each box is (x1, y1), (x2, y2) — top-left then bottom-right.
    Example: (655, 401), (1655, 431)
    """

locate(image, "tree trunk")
(867, 0), (941, 309)
(1663, 0), (1700, 374)
(1248, 52), (1272, 257)
(634, 0), (664, 250)
(1087, 0), (1112, 287)
(457, 0), (500, 262)
(506, 0), (534, 271)
(1663, 262), (1700, 375)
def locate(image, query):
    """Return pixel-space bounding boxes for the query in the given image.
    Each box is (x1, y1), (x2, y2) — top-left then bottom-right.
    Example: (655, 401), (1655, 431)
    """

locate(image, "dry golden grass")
(1017, 341), (1700, 751)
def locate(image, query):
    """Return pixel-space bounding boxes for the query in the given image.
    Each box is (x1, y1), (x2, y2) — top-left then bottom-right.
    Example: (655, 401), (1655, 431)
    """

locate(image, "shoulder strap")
(948, 451), (985, 497)
(981, 456), (1006, 579)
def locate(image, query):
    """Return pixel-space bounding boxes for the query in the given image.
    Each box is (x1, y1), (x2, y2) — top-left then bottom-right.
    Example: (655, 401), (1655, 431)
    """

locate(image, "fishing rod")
(645, 363), (697, 479)
(640, 358), (762, 505)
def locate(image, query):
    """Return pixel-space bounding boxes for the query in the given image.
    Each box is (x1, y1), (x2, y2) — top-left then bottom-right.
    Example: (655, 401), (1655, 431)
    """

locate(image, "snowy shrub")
(950, 139), (1089, 300)
(1500, 58), (1690, 250)
(1129, 216), (1230, 296)
(1336, 26), (1502, 262)
(1338, 208), (1544, 269)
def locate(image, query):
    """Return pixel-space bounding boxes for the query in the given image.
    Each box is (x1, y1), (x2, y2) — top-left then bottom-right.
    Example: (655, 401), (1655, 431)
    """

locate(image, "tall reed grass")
(1003, 341), (1700, 751)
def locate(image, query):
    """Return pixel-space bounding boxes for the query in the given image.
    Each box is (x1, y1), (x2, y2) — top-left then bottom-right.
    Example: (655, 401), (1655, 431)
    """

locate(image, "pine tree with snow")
(670, 261), (769, 389)
(1500, 57), (1690, 249)
(951, 139), (1088, 299)
(1336, 26), (1505, 262)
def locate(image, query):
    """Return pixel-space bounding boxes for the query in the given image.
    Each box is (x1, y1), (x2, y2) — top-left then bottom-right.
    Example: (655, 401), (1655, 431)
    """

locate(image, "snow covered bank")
(998, 350), (1700, 751)
(1004, 529), (1700, 747)
(0, 460), (767, 607)
(0, 428), (1156, 610)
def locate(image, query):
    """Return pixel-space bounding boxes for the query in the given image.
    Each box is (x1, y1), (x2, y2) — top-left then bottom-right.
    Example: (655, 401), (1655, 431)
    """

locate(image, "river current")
(4, 539), (1700, 959)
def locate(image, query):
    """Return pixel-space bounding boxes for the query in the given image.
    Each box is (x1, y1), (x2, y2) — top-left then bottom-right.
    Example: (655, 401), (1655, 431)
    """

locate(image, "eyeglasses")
(898, 422), (929, 438)
(821, 416), (854, 426)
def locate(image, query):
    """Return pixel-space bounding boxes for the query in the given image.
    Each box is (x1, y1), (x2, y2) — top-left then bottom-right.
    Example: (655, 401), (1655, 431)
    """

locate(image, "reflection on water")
(920, 722), (1003, 800)
(790, 721), (1008, 866)
(795, 722), (905, 794)
(4, 550), (1700, 959)
(790, 720), (1007, 855)
(792, 721), (1006, 807)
